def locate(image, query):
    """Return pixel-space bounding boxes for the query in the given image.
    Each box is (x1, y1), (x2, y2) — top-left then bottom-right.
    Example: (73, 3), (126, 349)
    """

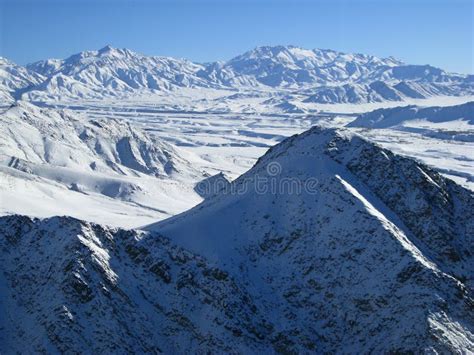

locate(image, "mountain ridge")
(144, 125), (474, 352)
(0, 45), (470, 104)
(147, 126), (474, 290)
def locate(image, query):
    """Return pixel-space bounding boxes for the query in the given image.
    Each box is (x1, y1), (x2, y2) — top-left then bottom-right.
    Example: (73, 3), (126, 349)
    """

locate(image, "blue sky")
(0, 0), (472, 73)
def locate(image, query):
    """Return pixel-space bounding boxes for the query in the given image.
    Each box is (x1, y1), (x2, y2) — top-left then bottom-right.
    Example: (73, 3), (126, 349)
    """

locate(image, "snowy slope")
(349, 101), (474, 128)
(339, 102), (474, 190)
(302, 81), (472, 104)
(0, 101), (206, 227)
(0, 101), (201, 179)
(145, 126), (474, 352)
(0, 57), (45, 105)
(0, 215), (272, 353)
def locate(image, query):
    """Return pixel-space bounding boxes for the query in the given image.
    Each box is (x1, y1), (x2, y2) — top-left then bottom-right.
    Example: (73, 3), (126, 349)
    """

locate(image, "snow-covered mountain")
(0, 215), (271, 353)
(145, 127), (474, 352)
(0, 45), (469, 104)
(149, 128), (474, 353)
(148, 125), (474, 279)
(2, 126), (473, 353)
(220, 45), (404, 87)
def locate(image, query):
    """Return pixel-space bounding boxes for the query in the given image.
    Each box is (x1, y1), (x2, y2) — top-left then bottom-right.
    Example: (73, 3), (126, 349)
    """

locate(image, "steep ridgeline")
(0, 45), (468, 103)
(25, 45), (215, 100)
(147, 127), (474, 352)
(202, 45), (469, 88)
(198, 45), (402, 88)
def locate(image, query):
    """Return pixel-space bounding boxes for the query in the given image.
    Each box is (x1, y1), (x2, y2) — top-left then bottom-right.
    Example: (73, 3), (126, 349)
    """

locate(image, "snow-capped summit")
(97, 44), (121, 55)
(223, 45), (405, 87)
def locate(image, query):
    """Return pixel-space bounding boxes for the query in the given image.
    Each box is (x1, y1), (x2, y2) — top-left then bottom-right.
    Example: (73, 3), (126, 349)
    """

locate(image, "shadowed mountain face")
(0, 45), (471, 103)
(2, 127), (472, 353)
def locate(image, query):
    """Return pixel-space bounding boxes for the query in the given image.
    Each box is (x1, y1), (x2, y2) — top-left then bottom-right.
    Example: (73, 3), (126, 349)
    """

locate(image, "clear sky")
(0, 0), (472, 73)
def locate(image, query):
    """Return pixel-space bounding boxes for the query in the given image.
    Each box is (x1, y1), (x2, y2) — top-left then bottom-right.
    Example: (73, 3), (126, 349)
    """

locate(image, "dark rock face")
(325, 131), (474, 288)
(0, 216), (271, 353)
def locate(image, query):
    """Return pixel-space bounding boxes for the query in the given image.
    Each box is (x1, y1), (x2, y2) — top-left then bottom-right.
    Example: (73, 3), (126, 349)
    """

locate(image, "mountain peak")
(98, 44), (114, 52)
(97, 44), (131, 57)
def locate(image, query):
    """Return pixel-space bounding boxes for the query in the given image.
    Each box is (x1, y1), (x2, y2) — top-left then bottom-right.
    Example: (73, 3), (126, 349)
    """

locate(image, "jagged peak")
(97, 44), (133, 57)
(98, 44), (114, 53)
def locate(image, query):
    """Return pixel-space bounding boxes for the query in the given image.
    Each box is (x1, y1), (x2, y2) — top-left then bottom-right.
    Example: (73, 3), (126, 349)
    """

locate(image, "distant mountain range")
(1, 45), (472, 104)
